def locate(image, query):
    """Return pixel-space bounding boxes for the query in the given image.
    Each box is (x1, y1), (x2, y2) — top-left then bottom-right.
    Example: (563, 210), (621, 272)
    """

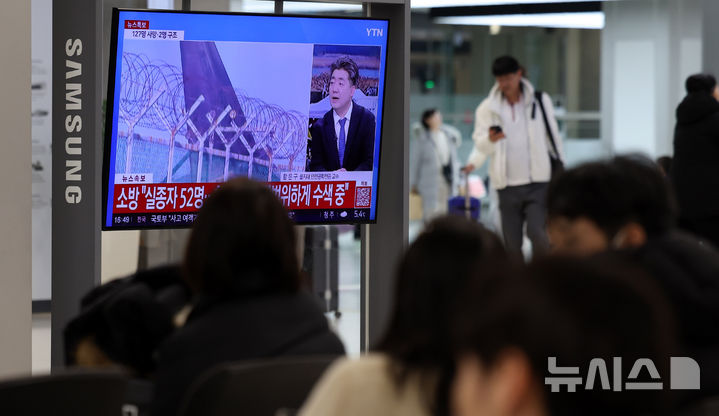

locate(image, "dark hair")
(183, 178), (300, 298)
(492, 55), (521, 76)
(421, 108), (438, 130)
(547, 154), (677, 239)
(656, 155), (672, 176)
(453, 255), (677, 416)
(330, 56), (360, 86)
(378, 215), (508, 414)
(685, 73), (717, 94)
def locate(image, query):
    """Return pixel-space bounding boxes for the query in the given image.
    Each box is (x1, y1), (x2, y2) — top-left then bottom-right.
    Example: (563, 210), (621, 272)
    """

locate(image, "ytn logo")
(545, 357), (700, 392)
(367, 28), (383, 37)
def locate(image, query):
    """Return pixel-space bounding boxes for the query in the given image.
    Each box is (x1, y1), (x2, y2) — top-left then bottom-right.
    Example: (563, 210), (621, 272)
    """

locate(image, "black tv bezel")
(102, 7), (390, 230)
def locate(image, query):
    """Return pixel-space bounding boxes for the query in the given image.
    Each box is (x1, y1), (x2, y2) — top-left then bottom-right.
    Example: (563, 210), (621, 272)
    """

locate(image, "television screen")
(103, 9), (389, 229)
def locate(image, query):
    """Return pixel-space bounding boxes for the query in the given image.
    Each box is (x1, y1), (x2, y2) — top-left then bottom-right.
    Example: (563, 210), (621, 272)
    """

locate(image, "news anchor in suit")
(309, 57), (376, 172)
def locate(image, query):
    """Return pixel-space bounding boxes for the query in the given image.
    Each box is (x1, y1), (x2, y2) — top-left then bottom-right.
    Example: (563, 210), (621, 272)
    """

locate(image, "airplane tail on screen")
(179, 41), (257, 155)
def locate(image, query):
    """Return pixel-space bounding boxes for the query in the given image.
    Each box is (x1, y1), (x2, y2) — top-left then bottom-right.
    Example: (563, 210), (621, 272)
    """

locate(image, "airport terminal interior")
(3, 0), (719, 414)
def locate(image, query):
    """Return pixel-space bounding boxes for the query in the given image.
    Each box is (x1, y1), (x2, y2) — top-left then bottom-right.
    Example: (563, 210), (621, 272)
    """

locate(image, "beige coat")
(299, 354), (434, 416)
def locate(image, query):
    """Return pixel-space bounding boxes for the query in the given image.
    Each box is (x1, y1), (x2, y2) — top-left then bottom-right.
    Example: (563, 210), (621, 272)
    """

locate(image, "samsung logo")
(366, 28), (383, 37)
(65, 39), (83, 204)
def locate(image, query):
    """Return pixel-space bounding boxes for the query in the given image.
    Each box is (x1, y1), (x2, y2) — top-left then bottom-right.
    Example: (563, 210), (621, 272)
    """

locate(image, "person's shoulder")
(298, 354), (397, 416)
(411, 122), (427, 140)
(477, 95), (493, 112)
(319, 110), (334, 124)
(299, 354), (431, 416)
(323, 354), (393, 380)
(533, 89), (555, 106)
(353, 102), (376, 122)
(305, 354), (397, 400)
(311, 115), (330, 135)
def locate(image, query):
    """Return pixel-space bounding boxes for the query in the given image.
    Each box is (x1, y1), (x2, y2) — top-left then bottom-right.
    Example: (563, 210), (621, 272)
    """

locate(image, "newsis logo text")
(545, 356), (700, 392)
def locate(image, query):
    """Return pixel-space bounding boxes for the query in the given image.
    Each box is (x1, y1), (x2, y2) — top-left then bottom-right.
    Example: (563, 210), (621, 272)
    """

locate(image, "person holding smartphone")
(463, 56), (563, 258)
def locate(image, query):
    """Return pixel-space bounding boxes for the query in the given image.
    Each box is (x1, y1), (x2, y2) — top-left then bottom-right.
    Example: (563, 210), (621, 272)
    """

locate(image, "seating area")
(0, 358), (336, 416)
(0, 371), (127, 415)
(178, 356), (337, 416)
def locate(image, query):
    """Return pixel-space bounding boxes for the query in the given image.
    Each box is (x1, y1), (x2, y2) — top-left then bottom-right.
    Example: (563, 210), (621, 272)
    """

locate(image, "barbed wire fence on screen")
(117, 52), (307, 182)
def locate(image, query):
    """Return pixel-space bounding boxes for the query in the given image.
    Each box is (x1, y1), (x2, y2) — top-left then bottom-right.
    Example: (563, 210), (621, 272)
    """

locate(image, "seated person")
(152, 178), (345, 416)
(64, 264), (189, 377)
(546, 154), (719, 401)
(309, 56), (375, 172)
(300, 216), (508, 416)
(452, 255), (678, 416)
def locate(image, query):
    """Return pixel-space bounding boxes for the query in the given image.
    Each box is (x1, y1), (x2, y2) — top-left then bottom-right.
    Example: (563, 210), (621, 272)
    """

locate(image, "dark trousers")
(497, 182), (550, 258)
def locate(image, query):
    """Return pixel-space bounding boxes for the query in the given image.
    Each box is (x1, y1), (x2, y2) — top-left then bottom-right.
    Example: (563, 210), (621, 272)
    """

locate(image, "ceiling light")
(232, 1), (361, 13)
(411, 0), (610, 8)
(435, 11), (605, 29)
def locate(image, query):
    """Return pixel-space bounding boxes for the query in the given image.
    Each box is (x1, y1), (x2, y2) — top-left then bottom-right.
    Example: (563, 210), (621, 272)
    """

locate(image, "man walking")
(464, 56), (563, 257)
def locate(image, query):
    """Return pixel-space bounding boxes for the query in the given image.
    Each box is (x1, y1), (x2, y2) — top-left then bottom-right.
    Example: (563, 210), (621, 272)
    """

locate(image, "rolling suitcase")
(448, 173), (481, 220)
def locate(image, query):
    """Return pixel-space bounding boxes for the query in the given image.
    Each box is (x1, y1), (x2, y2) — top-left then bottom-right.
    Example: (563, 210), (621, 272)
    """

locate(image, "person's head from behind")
(685, 73), (719, 101)
(329, 56), (360, 116)
(421, 108), (442, 131)
(451, 255), (676, 416)
(379, 216), (508, 404)
(183, 178), (300, 299)
(492, 55), (523, 98)
(546, 155), (677, 256)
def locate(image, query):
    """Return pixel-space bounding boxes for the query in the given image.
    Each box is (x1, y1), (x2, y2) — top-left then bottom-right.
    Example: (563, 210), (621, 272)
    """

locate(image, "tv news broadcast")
(103, 9), (389, 229)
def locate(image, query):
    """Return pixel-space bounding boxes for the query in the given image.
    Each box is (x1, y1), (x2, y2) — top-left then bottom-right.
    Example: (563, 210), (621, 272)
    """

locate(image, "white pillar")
(0, 0), (32, 377)
(601, 0), (702, 158)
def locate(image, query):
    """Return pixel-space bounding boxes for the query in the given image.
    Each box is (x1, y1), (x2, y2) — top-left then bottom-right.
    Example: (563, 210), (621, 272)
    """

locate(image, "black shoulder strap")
(534, 90), (561, 160)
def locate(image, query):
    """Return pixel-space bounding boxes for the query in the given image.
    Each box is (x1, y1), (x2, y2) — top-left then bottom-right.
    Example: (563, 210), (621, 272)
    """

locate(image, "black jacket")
(309, 101), (376, 171)
(632, 231), (719, 399)
(63, 264), (189, 376)
(672, 93), (719, 219)
(152, 291), (345, 416)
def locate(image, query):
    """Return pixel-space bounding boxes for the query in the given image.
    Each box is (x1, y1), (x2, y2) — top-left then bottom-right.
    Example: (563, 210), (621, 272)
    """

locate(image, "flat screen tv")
(103, 8), (389, 229)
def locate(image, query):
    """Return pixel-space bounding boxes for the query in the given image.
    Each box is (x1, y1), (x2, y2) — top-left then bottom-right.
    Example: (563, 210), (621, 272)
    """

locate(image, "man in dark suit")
(309, 57), (376, 171)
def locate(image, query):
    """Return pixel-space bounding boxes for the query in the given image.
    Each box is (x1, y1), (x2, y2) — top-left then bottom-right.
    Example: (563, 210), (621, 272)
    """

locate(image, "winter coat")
(63, 264), (189, 376)
(672, 92), (719, 220)
(631, 231), (719, 399)
(152, 291), (345, 416)
(467, 78), (563, 190)
(410, 122), (462, 215)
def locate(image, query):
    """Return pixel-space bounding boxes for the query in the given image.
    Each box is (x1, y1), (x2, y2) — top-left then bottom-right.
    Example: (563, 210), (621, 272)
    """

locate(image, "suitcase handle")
(463, 172), (470, 211)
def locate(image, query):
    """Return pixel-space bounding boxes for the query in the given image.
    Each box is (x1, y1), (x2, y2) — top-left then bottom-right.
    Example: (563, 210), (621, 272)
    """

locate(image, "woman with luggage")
(410, 109), (462, 223)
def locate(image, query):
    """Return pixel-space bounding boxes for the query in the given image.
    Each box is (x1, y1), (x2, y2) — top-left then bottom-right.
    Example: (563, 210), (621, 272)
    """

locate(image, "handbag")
(534, 91), (564, 178)
(441, 163), (453, 187)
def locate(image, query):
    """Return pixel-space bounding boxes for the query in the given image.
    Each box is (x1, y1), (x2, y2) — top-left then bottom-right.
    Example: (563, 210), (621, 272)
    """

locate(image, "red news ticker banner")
(113, 181), (372, 214)
(270, 181), (371, 210)
(125, 20), (149, 29)
(114, 183), (220, 214)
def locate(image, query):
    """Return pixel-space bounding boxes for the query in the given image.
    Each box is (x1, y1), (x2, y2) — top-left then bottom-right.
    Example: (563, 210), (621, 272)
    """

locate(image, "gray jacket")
(410, 122), (462, 207)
